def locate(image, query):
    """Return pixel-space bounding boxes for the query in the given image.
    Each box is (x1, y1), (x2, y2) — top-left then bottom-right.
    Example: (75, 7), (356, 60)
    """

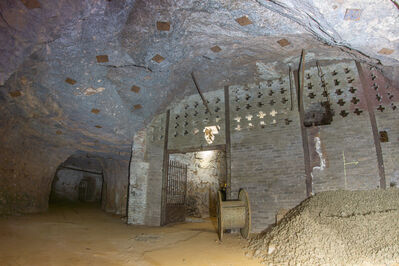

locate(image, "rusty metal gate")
(165, 160), (188, 225)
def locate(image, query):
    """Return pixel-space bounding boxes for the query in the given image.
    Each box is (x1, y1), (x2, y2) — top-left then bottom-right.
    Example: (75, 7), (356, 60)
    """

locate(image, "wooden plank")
(224, 85), (232, 199)
(167, 144), (226, 154)
(295, 50), (312, 197)
(191, 72), (212, 115)
(160, 110), (170, 225)
(356, 62), (386, 189)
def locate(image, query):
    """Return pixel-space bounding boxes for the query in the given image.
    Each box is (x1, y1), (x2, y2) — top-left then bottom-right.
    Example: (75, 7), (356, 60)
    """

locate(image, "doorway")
(164, 150), (226, 224)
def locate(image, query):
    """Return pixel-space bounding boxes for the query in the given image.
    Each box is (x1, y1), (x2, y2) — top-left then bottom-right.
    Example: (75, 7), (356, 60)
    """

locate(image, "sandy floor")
(0, 203), (260, 266)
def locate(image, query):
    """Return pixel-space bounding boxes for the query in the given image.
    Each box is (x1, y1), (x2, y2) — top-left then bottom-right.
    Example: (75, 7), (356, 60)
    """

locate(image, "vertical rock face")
(0, 0), (398, 215)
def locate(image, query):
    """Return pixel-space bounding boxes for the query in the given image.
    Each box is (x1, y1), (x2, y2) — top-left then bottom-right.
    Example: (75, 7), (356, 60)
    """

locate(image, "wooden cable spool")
(217, 189), (251, 241)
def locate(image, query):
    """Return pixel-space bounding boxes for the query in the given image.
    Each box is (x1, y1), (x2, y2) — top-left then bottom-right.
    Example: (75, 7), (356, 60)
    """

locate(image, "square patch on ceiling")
(9, 91), (22, 98)
(91, 108), (100, 114)
(210, 45), (222, 53)
(344, 9), (362, 21)
(96, 55), (109, 63)
(235, 16), (252, 26)
(131, 85), (141, 93)
(157, 21), (170, 31)
(378, 48), (394, 55)
(277, 39), (290, 47)
(134, 104), (142, 110)
(21, 0), (41, 9)
(65, 77), (76, 85)
(152, 54), (165, 63)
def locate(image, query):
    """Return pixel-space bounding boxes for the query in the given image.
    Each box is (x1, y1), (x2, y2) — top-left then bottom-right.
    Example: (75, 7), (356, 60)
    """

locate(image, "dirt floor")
(248, 188), (399, 265)
(0, 203), (260, 266)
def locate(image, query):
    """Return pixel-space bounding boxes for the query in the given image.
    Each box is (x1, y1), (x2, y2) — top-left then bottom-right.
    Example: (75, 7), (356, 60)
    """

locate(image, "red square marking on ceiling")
(152, 54), (165, 63)
(157, 21), (170, 31)
(235, 16), (252, 26)
(277, 39), (290, 47)
(378, 48), (394, 55)
(210, 46), (222, 53)
(96, 55), (109, 63)
(131, 85), (141, 93)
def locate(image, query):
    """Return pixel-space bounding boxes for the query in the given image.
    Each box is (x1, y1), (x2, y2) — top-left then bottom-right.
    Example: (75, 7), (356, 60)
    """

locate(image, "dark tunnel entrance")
(49, 154), (104, 207)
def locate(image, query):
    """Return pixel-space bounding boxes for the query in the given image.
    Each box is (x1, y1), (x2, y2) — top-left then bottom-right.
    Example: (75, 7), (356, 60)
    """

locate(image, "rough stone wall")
(229, 77), (307, 232)
(0, 133), (71, 215)
(170, 151), (225, 218)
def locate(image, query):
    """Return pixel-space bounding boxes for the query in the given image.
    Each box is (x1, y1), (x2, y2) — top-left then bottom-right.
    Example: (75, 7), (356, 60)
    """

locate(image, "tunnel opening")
(49, 154), (104, 208)
(164, 150), (226, 224)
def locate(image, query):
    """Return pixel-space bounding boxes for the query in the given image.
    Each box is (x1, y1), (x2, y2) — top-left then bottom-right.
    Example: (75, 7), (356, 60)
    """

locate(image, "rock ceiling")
(0, 0), (397, 159)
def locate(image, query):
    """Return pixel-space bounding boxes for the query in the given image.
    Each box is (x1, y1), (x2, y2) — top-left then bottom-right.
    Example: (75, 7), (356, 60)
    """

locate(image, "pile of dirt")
(248, 188), (399, 265)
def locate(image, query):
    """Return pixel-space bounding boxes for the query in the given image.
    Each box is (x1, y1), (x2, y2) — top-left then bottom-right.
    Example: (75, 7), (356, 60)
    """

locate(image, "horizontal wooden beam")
(168, 144), (226, 154)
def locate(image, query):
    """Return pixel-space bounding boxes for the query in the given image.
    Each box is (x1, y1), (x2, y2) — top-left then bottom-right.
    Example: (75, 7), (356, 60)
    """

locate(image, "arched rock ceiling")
(0, 0), (398, 158)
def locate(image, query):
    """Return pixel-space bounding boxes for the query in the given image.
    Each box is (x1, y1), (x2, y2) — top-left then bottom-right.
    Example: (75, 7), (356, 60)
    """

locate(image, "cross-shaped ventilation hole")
(337, 99), (346, 106)
(247, 123), (254, 129)
(246, 114), (253, 121)
(257, 111), (266, 118)
(184, 130), (189, 135)
(388, 93), (394, 100)
(245, 94), (251, 101)
(349, 87), (357, 93)
(322, 91), (329, 97)
(332, 70), (338, 76)
(246, 104), (252, 110)
(280, 88), (287, 94)
(185, 105), (189, 110)
(307, 83), (313, 90)
(269, 90), (274, 96)
(347, 77), (354, 83)
(184, 113), (188, 118)
(371, 74), (376, 81)
(235, 125), (241, 131)
(279, 78), (284, 85)
(376, 94), (382, 102)
(236, 106), (240, 111)
(335, 89), (343, 95)
(175, 115), (180, 120)
(340, 110), (349, 117)
(308, 92), (316, 99)
(267, 80), (273, 87)
(216, 97), (221, 104)
(258, 92), (263, 98)
(354, 108), (363, 115)
(351, 97), (360, 104)
(306, 73), (311, 80)
(372, 83), (379, 90)
(391, 104), (397, 110)
(281, 97), (288, 104)
(175, 123), (179, 129)
(334, 79), (340, 86)
(285, 118), (292, 125)
(174, 132), (178, 137)
(184, 121), (189, 126)
(258, 102), (264, 107)
(235, 97), (240, 103)
(194, 102), (199, 108)
(377, 105), (385, 112)
(269, 100), (275, 106)
(215, 107), (220, 112)
(344, 68), (350, 74)
(234, 116), (241, 122)
(321, 81), (328, 89)
(260, 121), (266, 128)
(270, 110), (278, 117)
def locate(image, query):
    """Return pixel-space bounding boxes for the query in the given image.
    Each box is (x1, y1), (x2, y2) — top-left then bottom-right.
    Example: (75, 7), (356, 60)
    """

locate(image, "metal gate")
(165, 160), (188, 224)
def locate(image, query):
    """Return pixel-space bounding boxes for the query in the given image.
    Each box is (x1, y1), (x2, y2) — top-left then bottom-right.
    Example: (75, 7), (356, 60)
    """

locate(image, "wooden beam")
(224, 85), (232, 199)
(167, 144), (226, 154)
(160, 110), (170, 226)
(191, 72), (212, 115)
(356, 62), (386, 189)
(295, 50), (312, 197)
(59, 165), (103, 175)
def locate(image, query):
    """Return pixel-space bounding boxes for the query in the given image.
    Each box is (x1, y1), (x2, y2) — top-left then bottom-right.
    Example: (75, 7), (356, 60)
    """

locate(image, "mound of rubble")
(248, 188), (399, 265)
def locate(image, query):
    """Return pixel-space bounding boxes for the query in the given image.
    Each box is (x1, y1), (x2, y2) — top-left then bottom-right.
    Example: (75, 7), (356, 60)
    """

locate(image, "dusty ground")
(0, 203), (260, 266)
(248, 188), (399, 265)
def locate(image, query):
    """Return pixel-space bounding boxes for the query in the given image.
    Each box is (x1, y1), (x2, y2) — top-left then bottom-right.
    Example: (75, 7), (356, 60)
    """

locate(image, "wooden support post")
(295, 50), (312, 197)
(160, 110), (170, 225)
(191, 72), (212, 115)
(224, 85), (232, 199)
(356, 62), (386, 189)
